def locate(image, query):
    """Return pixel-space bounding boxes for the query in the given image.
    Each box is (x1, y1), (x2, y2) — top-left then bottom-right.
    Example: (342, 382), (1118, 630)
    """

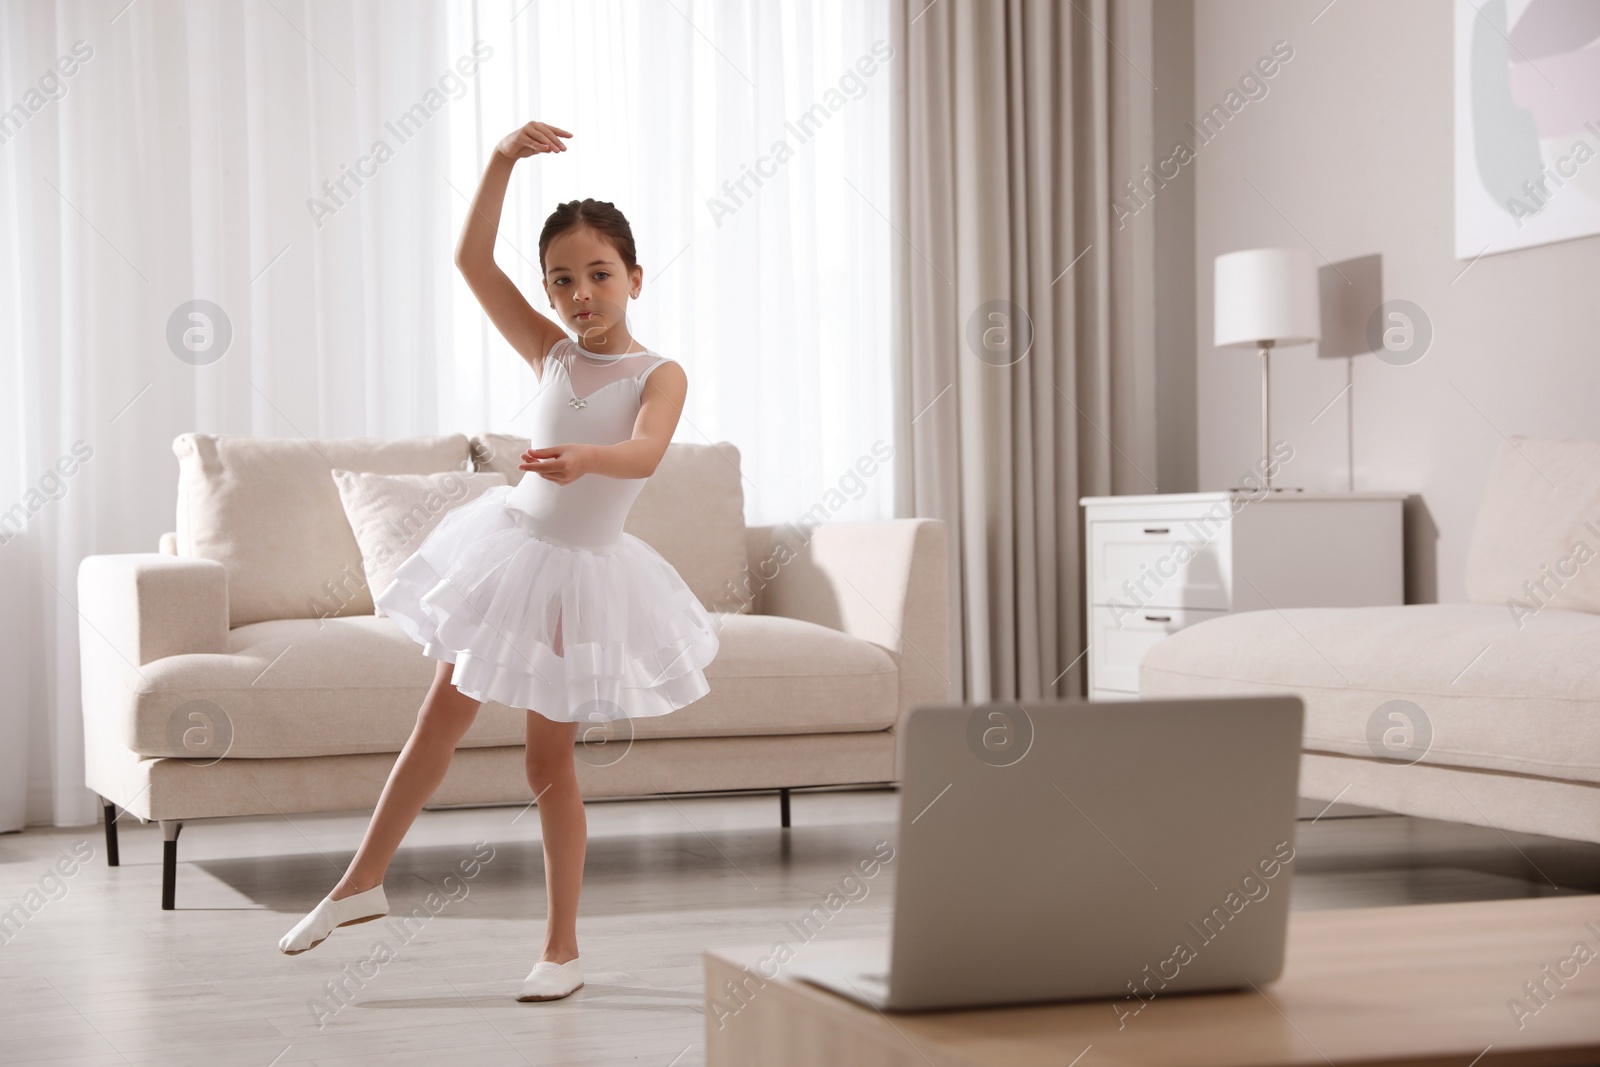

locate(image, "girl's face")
(542, 226), (643, 342)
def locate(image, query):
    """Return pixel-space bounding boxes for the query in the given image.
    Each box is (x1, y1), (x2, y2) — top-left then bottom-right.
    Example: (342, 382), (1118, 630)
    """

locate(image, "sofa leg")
(101, 796), (120, 867)
(160, 820), (184, 911)
(780, 788), (791, 830)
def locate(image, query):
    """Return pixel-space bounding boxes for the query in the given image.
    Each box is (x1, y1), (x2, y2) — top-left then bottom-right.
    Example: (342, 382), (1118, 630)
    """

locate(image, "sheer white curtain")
(0, 0), (892, 831)
(442, 0), (895, 521)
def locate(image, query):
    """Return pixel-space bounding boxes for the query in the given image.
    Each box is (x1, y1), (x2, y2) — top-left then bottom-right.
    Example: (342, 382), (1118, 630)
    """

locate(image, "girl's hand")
(496, 121), (572, 161)
(519, 444), (595, 485)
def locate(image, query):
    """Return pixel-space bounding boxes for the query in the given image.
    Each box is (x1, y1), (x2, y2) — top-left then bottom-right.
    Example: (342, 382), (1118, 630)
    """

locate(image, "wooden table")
(704, 894), (1600, 1066)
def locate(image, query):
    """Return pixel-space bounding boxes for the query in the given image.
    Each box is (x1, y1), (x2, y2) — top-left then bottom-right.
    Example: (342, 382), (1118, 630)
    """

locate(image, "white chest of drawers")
(1079, 491), (1407, 700)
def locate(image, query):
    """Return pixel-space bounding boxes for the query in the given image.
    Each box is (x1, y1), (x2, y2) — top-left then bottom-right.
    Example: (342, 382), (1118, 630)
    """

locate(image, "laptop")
(786, 695), (1304, 1012)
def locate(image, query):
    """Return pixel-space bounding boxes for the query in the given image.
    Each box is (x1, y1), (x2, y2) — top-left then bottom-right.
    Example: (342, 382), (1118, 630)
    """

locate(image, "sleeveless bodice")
(503, 337), (670, 552)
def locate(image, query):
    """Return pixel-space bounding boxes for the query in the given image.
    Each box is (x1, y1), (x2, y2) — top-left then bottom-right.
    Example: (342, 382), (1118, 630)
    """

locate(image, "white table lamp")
(1213, 247), (1320, 490)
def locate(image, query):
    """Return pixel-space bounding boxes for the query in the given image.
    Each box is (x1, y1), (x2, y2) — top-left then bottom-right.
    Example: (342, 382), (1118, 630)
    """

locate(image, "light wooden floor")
(2, 788), (1597, 1066)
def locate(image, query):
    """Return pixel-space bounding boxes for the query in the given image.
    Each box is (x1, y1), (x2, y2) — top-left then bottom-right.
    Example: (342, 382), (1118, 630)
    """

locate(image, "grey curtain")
(890, 0), (1161, 702)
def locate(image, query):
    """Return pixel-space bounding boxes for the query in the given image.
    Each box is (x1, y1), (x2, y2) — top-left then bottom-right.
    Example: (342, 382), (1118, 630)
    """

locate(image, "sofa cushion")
(174, 433), (473, 626)
(124, 612), (898, 759)
(1139, 604), (1600, 785)
(472, 434), (751, 614)
(331, 469), (509, 617)
(1465, 436), (1600, 614)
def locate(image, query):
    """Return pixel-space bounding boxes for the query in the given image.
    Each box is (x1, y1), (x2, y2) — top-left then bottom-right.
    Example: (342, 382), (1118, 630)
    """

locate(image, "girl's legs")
(526, 709), (585, 964)
(329, 658), (483, 900)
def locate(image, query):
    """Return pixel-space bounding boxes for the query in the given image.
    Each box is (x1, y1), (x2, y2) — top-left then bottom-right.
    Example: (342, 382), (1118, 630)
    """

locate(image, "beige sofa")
(1141, 437), (1600, 846)
(78, 433), (948, 908)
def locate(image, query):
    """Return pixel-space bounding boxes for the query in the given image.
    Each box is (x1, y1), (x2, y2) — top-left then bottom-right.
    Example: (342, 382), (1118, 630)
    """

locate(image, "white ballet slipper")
(516, 956), (584, 1001)
(277, 884), (388, 955)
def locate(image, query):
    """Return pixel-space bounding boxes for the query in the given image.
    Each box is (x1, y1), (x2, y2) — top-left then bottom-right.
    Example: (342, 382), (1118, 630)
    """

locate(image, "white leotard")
(503, 337), (671, 552)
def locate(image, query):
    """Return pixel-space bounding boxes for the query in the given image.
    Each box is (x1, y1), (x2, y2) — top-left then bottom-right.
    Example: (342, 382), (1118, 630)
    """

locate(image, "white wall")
(1192, 0), (1600, 603)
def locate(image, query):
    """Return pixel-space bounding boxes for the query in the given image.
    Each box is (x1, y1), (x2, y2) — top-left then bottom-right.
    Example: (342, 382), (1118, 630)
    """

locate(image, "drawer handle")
(1144, 614), (1172, 623)
(1142, 527), (1170, 534)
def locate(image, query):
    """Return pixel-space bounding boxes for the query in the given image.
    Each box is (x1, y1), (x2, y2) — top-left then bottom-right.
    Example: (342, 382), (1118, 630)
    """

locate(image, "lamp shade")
(1213, 247), (1321, 348)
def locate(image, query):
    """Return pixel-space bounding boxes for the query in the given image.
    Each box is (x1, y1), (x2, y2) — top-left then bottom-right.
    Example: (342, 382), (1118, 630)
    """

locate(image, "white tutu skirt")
(374, 485), (719, 722)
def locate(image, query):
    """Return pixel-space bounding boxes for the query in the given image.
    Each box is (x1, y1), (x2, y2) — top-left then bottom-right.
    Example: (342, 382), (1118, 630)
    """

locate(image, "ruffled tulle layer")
(374, 485), (720, 722)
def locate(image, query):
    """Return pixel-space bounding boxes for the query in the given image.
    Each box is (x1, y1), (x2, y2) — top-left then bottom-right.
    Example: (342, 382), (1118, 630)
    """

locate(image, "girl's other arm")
(454, 121), (572, 376)
(606, 361), (689, 477)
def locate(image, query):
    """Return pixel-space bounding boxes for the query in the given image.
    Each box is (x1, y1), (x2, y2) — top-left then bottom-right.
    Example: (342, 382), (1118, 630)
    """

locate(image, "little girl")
(277, 120), (720, 1003)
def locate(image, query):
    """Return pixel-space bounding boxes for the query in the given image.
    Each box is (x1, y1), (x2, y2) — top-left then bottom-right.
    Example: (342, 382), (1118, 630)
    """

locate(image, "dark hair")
(538, 198), (638, 275)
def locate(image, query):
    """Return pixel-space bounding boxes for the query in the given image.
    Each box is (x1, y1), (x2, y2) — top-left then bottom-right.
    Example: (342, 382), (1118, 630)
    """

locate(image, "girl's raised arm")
(454, 121), (573, 374)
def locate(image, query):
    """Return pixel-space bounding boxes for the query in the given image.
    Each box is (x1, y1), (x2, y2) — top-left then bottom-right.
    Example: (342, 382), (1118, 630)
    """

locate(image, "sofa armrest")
(77, 553), (229, 667)
(755, 518), (950, 725)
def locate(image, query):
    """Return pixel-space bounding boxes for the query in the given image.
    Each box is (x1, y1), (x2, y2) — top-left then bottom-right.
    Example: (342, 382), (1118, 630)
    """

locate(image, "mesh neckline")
(574, 338), (648, 362)
(554, 337), (664, 403)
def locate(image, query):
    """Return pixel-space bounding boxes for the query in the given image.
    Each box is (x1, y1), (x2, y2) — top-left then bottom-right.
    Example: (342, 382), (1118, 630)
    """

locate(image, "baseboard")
(1296, 795), (1387, 820)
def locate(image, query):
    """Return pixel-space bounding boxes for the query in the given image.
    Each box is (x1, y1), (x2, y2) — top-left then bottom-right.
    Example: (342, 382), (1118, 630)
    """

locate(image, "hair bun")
(539, 199), (638, 274)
